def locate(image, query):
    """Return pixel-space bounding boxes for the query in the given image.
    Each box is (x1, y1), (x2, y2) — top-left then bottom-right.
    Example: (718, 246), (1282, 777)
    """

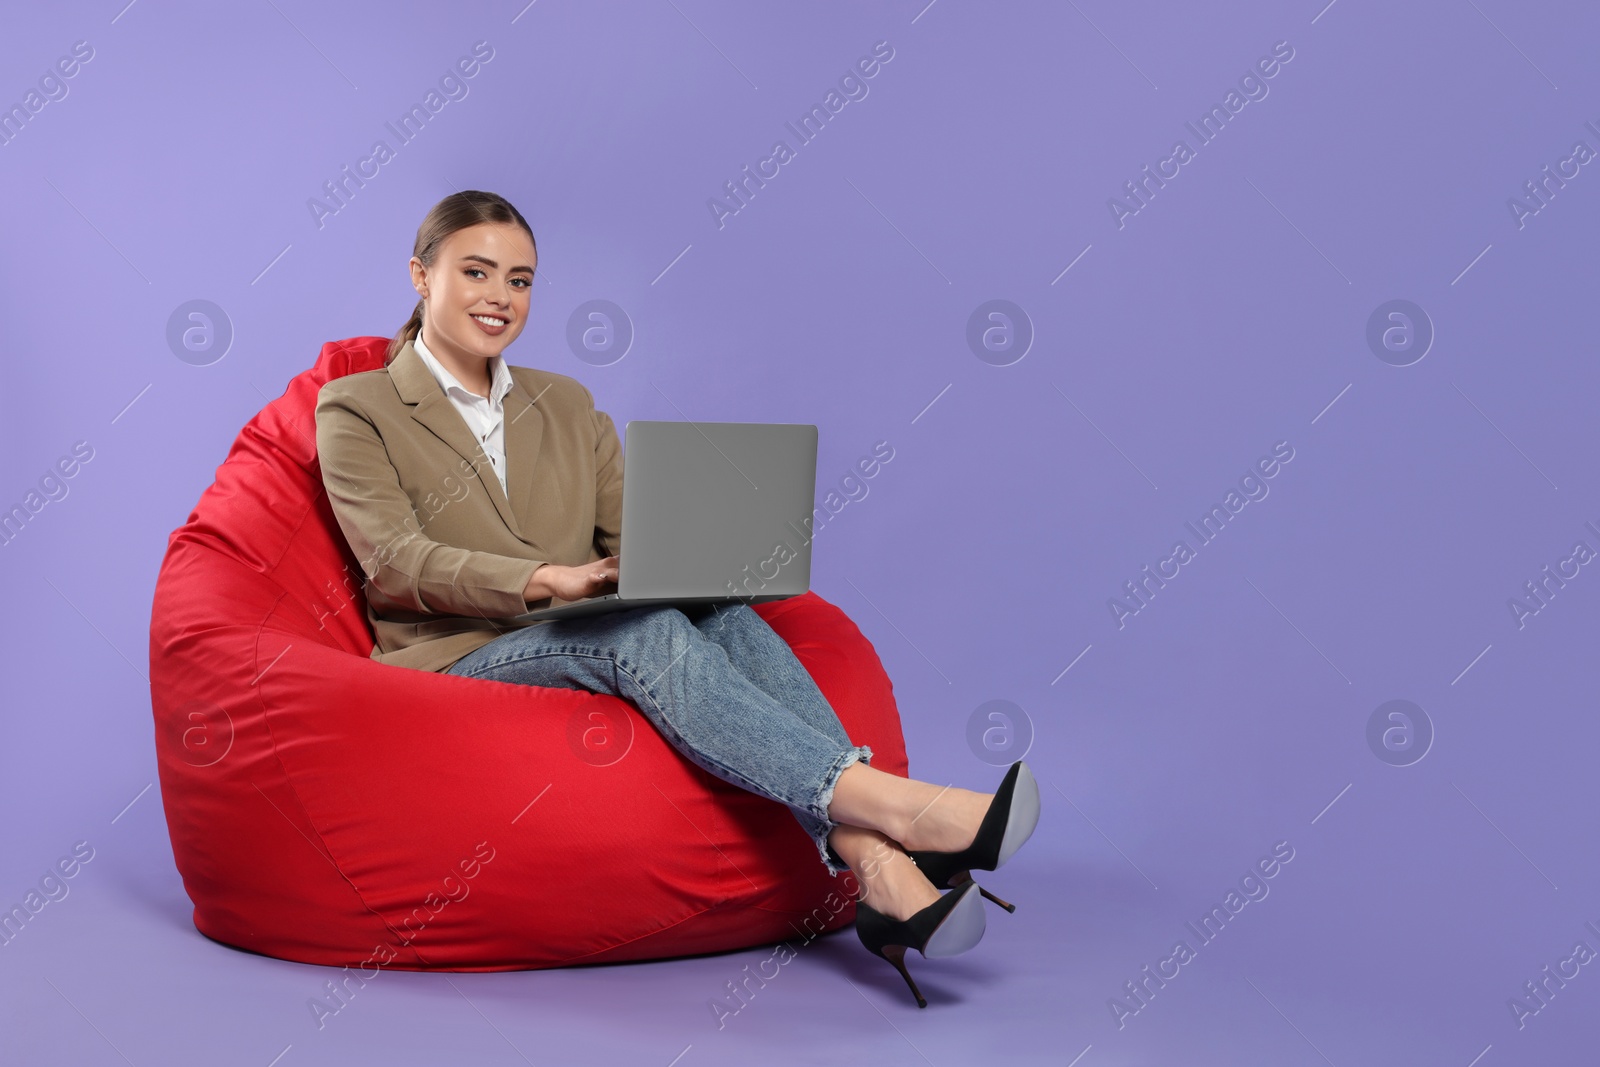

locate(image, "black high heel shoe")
(854, 880), (986, 1008)
(906, 760), (1040, 914)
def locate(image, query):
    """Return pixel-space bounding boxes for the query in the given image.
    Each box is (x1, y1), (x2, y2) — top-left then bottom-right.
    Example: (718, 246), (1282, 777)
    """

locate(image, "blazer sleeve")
(315, 384), (542, 618)
(588, 385), (623, 559)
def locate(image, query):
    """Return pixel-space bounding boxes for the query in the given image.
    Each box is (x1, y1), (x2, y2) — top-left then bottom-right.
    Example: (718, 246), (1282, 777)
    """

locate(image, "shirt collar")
(413, 332), (513, 406)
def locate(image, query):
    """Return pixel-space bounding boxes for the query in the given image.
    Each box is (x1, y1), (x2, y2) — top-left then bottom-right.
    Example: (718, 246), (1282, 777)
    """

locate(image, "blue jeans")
(444, 601), (874, 875)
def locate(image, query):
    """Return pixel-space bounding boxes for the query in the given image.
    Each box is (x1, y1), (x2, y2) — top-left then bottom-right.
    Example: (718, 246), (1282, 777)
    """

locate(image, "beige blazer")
(314, 338), (622, 673)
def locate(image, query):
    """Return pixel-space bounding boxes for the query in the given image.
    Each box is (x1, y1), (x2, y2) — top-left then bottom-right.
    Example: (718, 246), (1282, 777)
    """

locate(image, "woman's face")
(411, 220), (537, 361)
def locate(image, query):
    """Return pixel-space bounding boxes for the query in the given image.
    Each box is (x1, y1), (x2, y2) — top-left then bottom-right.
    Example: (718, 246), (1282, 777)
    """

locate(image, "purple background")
(4, 1), (1598, 1063)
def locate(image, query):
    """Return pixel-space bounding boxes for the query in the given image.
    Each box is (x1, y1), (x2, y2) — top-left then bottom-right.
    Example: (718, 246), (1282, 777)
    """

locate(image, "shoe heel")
(942, 870), (1017, 914)
(977, 885), (1017, 913)
(854, 881), (985, 1007)
(879, 944), (927, 1009)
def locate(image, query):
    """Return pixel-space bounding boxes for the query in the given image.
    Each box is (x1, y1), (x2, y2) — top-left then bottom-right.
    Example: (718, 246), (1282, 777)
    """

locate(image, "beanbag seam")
(552, 903), (719, 967)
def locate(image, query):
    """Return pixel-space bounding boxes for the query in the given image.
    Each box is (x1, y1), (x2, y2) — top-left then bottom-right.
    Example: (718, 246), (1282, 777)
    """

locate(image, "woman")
(313, 190), (1040, 1007)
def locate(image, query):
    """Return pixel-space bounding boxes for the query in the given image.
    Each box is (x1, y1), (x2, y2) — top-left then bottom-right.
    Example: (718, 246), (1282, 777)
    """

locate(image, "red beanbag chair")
(148, 336), (909, 970)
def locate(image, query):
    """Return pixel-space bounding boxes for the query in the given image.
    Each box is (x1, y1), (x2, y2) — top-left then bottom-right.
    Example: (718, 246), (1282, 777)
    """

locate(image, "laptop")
(514, 420), (819, 622)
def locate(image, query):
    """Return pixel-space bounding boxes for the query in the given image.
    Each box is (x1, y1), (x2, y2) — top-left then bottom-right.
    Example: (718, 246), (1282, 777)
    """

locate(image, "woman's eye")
(464, 268), (532, 288)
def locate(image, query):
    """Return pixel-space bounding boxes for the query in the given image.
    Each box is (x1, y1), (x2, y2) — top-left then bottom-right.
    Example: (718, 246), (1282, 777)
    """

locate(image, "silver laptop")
(514, 420), (818, 622)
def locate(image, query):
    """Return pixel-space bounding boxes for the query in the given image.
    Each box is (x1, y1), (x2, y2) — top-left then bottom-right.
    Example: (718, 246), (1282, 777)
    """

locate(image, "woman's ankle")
(827, 765), (993, 855)
(897, 785), (991, 854)
(855, 846), (940, 922)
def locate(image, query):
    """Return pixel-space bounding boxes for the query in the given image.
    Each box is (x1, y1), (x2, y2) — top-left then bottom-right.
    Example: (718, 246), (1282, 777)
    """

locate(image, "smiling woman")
(393, 216), (535, 394)
(308, 189), (1039, 1006)
(314, 194), (627, 668)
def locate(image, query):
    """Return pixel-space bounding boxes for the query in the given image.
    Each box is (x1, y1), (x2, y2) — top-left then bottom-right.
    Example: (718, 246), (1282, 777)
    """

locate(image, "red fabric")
(148, 336), (908, 970)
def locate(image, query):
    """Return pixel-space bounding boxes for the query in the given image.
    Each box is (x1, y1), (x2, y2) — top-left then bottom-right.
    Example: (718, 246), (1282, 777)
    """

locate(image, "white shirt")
(412, 333), (515, 496)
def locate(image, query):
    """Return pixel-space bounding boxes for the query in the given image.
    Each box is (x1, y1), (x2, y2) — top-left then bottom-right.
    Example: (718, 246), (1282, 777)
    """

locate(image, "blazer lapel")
(502, 375), (545, 530)
(388, 339), (525, 537)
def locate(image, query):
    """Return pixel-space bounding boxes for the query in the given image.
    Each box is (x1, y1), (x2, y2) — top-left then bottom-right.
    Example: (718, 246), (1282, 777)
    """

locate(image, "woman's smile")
(470, 312), (509, 336)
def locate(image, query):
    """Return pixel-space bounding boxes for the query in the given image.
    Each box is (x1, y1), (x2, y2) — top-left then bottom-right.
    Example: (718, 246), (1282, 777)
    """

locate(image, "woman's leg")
(659, 602), (999, 916)
(829, 762), (994, 855)
(828, 824), (942, 917)
(684, 602), (889, 883)
(682, 606), (996, 857)
(446, 605), (872, 875)
(683, 603), (855, 749)
(679, 603), (1001, 906)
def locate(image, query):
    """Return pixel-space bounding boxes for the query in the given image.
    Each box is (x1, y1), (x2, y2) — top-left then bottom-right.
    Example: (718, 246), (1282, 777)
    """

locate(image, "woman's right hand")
(523, 556), (619, 604)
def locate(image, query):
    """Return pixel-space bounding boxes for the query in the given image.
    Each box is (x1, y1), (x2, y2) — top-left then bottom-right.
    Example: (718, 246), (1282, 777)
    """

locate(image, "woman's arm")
(315, 384), (542, 617)
(504, 382), (622, 604)
(588, 386), (623, 559)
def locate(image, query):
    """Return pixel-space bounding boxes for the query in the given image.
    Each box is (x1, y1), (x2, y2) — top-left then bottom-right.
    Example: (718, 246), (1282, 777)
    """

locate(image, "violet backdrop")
(2, 1), (1597, 1064)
